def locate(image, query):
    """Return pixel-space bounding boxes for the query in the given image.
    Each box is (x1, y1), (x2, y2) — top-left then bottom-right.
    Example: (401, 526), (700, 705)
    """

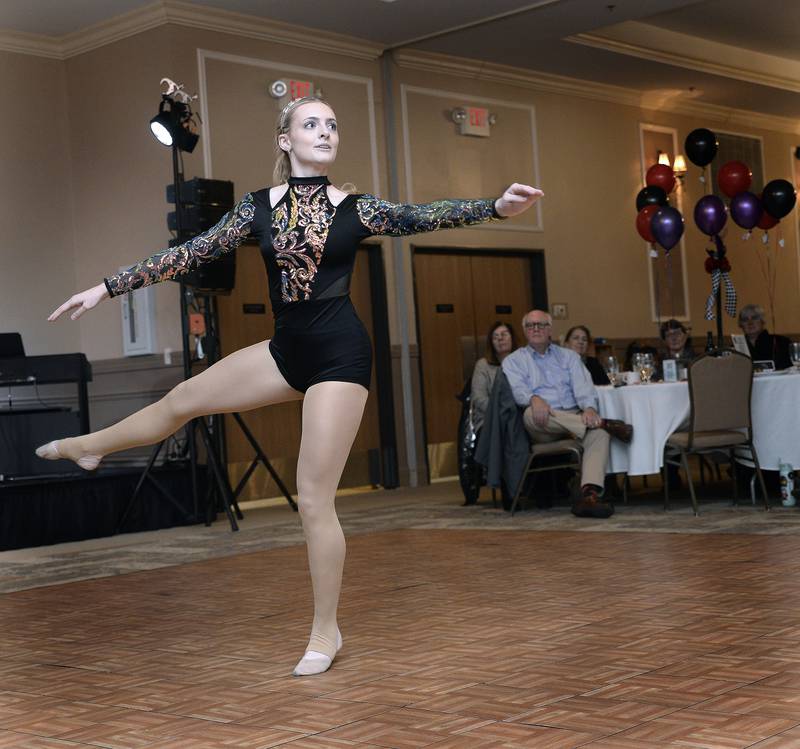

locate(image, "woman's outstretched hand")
(494, 183), (544, 218)
(48, 283), (110, 322)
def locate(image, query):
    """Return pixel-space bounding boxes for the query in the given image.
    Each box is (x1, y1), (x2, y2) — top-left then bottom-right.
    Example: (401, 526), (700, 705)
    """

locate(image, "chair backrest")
(688, 352), (753, 438)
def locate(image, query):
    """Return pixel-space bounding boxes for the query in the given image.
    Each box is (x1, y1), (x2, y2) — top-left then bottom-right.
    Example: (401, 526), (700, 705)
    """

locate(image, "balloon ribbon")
(704, 235), (737, 320)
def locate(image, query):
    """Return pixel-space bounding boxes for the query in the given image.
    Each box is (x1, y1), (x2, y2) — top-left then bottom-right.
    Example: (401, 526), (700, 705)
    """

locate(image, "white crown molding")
(393, 49), (800, 136)
(568, 21), (800, 94)
(0, 28), (64, 59)
(0, 0), (384, 61)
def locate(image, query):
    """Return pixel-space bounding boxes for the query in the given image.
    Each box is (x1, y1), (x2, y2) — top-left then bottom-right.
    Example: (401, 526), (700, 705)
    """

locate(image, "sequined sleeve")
(355, 195), (503, 237)
(103, 193), (256, 297)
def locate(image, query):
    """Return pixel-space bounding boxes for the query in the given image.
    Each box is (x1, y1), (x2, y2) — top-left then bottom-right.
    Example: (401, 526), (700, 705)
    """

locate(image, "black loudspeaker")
(0, 408), (81, 478)
(167, 178), (236, 294)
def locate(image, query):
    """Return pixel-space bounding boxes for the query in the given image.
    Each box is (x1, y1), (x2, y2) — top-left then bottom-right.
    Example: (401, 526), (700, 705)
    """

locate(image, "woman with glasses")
(738, 304), (792, 370)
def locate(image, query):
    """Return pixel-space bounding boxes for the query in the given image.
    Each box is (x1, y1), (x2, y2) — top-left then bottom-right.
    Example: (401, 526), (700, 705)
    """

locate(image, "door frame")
(411, 247), (548, 482)
(361, 243), (399, 489)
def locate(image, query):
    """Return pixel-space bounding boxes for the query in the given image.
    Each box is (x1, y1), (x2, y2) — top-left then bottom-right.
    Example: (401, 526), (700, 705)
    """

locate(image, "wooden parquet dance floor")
(3, 528), (800, 748)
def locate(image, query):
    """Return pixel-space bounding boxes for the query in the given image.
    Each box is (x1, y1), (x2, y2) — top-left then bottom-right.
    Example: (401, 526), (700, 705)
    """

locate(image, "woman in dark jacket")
(563, 325), (610, 386)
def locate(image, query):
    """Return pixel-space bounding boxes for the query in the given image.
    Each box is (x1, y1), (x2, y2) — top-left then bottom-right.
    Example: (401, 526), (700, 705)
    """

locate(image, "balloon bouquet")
(683, 127), (797, 340)
(635, 127), (797, 347)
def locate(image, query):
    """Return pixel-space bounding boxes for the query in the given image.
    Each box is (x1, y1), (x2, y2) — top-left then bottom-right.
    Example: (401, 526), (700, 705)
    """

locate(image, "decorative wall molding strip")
(0, 0), (383, 61)
(568, 21), (800, 94)
(394, 50), (800, 136)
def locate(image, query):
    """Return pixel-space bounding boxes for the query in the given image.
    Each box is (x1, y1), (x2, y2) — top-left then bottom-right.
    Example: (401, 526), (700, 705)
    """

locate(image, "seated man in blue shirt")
(502, 309), (632, 517)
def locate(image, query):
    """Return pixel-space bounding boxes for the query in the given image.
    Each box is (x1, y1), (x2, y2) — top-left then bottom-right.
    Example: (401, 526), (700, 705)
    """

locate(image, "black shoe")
(572, 486), (615, 518)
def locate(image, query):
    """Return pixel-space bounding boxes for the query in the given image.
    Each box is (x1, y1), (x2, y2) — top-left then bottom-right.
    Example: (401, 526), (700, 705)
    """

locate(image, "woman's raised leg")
(37, 340), (302, 469)
(292, 380), (368, 676)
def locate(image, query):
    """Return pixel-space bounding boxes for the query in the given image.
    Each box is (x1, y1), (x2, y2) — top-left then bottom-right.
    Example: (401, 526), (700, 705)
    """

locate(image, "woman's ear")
(278, 134), (291, 153)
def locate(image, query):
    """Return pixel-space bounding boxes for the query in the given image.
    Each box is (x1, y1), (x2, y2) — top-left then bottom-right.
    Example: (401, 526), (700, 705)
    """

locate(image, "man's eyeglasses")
(740, 316), (760, 323)
(524, 322), (551, 330)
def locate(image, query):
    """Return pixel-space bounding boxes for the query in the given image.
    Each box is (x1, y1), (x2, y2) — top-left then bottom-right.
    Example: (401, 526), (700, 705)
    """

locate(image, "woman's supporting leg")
(293, 380), (368, 676)
(38, 340), (301, 468)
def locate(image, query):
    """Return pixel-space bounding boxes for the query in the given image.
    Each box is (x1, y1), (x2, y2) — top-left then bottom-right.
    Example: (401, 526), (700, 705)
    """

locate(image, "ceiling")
(2, 0), (798, 121)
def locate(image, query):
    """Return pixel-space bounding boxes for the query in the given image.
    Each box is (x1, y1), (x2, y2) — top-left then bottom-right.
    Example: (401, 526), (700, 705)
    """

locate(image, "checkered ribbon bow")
(704, 236), (737, 320)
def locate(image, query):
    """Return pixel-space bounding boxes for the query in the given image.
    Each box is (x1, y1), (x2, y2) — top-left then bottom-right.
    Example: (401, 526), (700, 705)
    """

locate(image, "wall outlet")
(552, 303), (568, 320)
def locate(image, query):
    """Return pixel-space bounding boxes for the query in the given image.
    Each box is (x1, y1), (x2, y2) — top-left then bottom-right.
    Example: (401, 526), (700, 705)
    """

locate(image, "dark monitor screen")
(0, 333), (24, 358)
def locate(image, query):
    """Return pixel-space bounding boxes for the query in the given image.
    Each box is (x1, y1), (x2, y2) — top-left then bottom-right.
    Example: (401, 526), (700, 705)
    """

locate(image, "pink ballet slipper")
(35, 440), (102, 472)
(292, 628), (342, 677)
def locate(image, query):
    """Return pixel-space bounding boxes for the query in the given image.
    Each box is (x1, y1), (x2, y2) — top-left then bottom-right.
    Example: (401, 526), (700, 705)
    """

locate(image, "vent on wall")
(710, 132), (764, 199)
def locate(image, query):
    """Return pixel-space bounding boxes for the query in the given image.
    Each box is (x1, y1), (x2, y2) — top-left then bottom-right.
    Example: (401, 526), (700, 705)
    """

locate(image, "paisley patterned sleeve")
(103, 194), (256, 297)
(355, 195), (503, 237)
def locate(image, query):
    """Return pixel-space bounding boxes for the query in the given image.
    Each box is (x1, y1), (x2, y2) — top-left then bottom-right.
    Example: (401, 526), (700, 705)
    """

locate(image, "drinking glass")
(640, 353), (655, 384)
(605, 355), (620, 385)
(791, 342), (800, 370)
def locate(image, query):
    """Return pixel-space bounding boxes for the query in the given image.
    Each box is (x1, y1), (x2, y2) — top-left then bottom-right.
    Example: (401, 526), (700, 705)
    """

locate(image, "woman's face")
(491, 326), (513, 357)
(278, 101), (339, 173)
(565, 328), (589, 357)
(665, 327), (687, 353)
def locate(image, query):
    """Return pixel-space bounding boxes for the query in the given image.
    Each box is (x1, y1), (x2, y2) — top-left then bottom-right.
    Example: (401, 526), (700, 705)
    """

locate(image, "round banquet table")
(596, 370), (800, 475)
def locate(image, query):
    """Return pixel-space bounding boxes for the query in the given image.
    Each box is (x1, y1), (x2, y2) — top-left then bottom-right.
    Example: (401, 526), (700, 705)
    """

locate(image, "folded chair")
(663, 352), (769, 515)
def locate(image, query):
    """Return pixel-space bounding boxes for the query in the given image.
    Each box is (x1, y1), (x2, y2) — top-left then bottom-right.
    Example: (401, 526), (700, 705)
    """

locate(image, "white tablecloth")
(596, 371), (800, 475)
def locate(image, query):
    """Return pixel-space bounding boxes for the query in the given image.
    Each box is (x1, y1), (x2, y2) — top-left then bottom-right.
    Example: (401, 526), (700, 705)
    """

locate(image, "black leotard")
(104, 176), (502, 392)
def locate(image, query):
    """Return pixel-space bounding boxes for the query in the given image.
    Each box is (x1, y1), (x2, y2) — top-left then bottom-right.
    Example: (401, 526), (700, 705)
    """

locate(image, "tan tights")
(55, 339), (368, 661)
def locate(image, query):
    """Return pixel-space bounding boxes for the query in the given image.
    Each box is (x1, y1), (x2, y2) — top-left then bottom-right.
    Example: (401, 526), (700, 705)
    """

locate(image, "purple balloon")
(730, 191), (763, 230)
(694, 195), (727, 236)
(651, 206), (684, 251)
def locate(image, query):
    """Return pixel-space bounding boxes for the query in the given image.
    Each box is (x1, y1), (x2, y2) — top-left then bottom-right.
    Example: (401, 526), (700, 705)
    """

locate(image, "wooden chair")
(663, 352), (769, 515)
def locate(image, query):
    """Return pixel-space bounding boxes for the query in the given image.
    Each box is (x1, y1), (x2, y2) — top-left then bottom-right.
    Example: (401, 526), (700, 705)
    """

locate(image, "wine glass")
(791, 342), (800, 370)
(640, 353), (655, 384)
(605, 355), (620, 386)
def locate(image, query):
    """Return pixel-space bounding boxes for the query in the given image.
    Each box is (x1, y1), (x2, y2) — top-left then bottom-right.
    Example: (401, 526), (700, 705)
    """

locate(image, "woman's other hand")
(495, 183), (544, 218)
(48, 283), (110, 321)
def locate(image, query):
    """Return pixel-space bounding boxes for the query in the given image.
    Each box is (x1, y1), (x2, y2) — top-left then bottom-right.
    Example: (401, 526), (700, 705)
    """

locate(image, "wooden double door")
(216, 243), (393, 499)
(413, 250), (546, 479)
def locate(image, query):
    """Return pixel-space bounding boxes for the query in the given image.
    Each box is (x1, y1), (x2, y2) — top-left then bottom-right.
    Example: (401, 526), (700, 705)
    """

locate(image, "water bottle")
(779, 458), (795, 507)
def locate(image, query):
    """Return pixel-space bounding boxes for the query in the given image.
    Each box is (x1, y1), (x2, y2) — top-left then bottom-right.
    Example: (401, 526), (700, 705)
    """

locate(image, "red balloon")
(636, 204), (659, 242)
(646, 163), (676, 194)
(717, 160), (752, 198)
(757, 211), (779, 230)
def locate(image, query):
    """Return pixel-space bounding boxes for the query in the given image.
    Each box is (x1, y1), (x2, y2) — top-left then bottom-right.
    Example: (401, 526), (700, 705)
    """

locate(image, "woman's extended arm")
(356, 183), (543, 236)
(48, 194), (255, 322)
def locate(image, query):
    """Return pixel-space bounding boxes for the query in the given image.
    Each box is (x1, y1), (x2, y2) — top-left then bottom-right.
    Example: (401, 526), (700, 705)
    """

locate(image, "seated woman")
(563, 325), (610, 386)
(660, 318), (695, 362)
(470, 321), (517, 432)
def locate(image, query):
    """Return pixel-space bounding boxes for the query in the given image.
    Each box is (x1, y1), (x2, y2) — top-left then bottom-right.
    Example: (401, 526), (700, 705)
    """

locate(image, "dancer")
(37, 96), (543, 675)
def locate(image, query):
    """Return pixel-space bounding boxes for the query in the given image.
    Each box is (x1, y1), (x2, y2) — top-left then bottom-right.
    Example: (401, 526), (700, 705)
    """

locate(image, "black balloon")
(684, 128), (718, 167)
(761, 178), (797, 220)
(636, 185), (668, 212)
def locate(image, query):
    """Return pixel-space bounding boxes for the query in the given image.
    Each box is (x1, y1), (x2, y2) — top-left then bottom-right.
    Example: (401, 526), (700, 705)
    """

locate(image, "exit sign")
(459, 106), (491, 137)
(289, 79), (313, 99)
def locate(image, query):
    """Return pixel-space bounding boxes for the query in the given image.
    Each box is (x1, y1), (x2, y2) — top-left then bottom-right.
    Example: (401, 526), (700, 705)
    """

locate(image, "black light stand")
(117, 81), (296, 533)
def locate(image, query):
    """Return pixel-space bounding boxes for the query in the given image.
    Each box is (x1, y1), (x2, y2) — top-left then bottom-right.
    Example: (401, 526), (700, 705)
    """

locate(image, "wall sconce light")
(672, 153), (687, 179)
(657, 150), (688, 184)
(451, 107), (467, 124)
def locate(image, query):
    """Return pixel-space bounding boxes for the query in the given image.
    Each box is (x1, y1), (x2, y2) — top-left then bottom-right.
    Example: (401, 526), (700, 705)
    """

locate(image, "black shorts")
(268, 296), (372, 393)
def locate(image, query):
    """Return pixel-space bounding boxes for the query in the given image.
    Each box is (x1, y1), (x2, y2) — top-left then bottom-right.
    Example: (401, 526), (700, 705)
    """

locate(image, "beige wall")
(4, 23), (798, 363)
(0, 52), (79, 355)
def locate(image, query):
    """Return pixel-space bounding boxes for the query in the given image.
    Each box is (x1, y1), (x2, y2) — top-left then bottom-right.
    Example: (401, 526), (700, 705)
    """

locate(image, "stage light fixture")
(149, 95), (199, 153)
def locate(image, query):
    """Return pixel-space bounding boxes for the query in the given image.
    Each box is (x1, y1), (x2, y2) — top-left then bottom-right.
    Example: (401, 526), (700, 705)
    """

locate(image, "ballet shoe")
(292, 628), (342, 677)
(35, 440), (102, 472)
